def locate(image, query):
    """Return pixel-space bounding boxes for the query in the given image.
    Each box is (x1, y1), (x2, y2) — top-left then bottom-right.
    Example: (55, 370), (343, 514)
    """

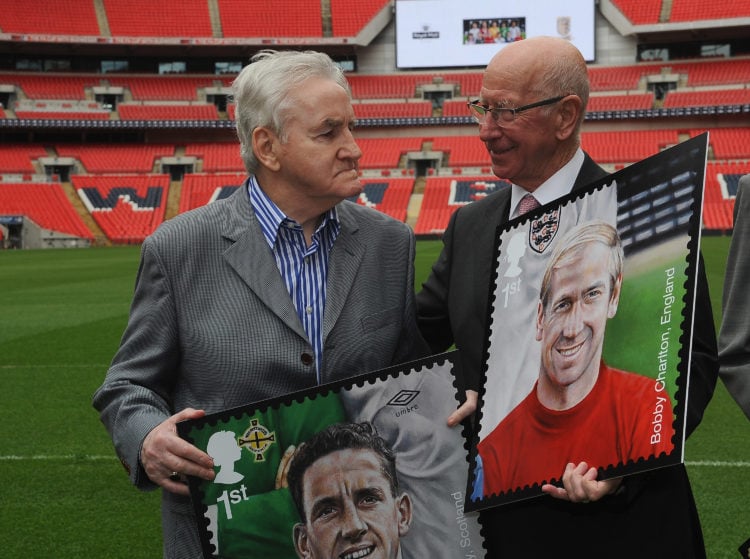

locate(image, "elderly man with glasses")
(416, 35), (718, 558)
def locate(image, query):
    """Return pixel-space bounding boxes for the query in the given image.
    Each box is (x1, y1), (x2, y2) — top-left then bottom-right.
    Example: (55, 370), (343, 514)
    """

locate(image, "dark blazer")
(417, 152), (719, 557)
(93, 185), (428, 558)
(719, 173), (750, 420)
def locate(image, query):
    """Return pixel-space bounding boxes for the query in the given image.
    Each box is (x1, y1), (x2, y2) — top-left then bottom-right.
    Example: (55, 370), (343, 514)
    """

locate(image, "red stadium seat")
(0, 182), (93, 239)
(73, 174), (170, 243)
(55, 144), (176, 173)
(179, 173), (245, 213)
(218, 0), (322, 38)
(183, 143), (244, 173)
(0, 145), (50, 173)
(0, 0), (99, 35)
(609, 0), (663, 24)
(103, 0), (213, 37)
(353, 101), (433, 119)
(670, 0), (750, 22)
(330, 0), (389, 36)
(118, 104), (219, 121)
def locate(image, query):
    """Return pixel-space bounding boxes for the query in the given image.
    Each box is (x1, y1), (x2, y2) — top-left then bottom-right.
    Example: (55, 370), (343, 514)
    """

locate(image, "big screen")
(395, 0), (596, 69)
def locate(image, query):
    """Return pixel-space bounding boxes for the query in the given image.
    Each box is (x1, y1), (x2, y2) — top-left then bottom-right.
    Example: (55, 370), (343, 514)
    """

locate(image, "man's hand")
(140, 408), (216, 495)
(447, 390), (478, 427)
(541, 461), (621, 503)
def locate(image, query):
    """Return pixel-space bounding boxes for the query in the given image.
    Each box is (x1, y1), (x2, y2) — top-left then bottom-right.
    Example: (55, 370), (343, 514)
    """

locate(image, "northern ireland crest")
(238, 419), (276, 462)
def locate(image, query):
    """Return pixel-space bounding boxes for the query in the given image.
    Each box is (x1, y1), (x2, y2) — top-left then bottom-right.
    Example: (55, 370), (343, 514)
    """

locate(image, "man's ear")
(555, 94), (582, 141)
(293, 523), (311, 559)
(252, 126), (281, 172)
(535, 301), (545, 342)
(396, 493), (413, 537)
(608, 274), (623, 318)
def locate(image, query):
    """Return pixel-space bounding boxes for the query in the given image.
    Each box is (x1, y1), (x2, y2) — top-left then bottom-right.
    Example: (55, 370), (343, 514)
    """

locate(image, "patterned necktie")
(518, 193), (541, 215)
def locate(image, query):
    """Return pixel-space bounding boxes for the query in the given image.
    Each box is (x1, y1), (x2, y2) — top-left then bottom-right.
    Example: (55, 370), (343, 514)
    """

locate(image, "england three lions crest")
(529, 208), (560, 253)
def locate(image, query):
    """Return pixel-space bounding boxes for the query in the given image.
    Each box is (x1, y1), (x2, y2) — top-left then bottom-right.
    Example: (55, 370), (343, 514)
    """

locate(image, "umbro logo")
(387, 390), (420, 406)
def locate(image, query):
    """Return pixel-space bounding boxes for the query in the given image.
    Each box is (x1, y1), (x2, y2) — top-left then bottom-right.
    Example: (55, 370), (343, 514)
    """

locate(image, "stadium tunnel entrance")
(160, 157), (196, 180)
(406, 150), (443, 177)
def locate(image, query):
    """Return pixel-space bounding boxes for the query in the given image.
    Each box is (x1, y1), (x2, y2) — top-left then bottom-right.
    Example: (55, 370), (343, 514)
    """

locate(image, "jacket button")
(301, 353), (314, 366)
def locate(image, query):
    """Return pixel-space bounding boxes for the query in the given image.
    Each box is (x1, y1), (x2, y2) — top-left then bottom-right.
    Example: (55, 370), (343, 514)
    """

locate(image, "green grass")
(0, 238), (747, 558)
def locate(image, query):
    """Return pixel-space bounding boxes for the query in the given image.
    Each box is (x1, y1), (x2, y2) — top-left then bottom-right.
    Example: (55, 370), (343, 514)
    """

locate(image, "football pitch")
(0, 236), (747, 558)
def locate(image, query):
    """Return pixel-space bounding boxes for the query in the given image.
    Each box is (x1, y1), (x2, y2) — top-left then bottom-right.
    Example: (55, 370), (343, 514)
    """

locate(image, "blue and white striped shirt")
(248, 177), (340, 383)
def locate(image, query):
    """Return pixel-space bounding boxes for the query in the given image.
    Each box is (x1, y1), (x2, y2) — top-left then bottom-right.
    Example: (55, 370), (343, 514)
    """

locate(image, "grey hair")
(231, 50), (351, 174)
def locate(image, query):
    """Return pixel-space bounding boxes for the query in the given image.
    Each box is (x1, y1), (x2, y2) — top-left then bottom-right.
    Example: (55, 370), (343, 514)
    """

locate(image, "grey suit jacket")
(719, 173), (750, 420)
(93, 185), (428, 558)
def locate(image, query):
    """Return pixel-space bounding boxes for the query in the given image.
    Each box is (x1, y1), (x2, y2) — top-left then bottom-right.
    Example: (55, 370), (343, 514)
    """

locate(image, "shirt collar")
(509, 148), (585, 219)
(247, 176), (340, 249)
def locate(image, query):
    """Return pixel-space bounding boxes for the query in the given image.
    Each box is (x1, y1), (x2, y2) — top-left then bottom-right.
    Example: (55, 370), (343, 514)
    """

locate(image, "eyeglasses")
(467, 96), (566, 126)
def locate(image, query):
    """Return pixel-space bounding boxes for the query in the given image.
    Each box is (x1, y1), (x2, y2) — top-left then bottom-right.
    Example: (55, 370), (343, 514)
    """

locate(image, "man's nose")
(562, 304), (584, 337)
(341, 129), (362, 161)
(478, 117), (504, 141)
(340, 503), (367, 540)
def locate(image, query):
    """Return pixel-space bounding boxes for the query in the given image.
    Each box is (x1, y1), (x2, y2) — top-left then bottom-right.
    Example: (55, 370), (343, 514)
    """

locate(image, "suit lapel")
(573, 153), (609, 192)
(485, 185), (512, 276)
(220, 187), (308, 340)
(323, 203), (364, 340)
(491, 185), (513, 223)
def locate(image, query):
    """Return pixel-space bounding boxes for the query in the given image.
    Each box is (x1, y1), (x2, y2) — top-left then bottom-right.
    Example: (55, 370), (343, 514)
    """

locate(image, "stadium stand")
(15, 110), (110, 120)
(0, 0), (100, 36)
(73, 174), (170, 243)
(0, 74), (98, 100)
(106, 76), (219, 101)
(1, 2), (749, 244)
(0, 145), (50, 173)
(703, 127), (750, 160)
(0, 182), (93, 239)
(414, 176), (508, 235)
(179, 172), (245, 213)
(54, 144), (176, 173)
(347, 74), (436, 99)
(2, 59), (749, 105)
(356, 137), (426, 169)
(702, 161), (750, 230)
(663, 89), (750, 109)
(102, 0), (214, 37)
(441, 99), (473, 117)
(354, 101), (433, 119)
(587, 65), (650, 91)
(183, 142), (243, 172)
(217, 0), (323, 38)
(670, 0), (750, 22)
(580, 129), (682, 164)
(117, 103), (219, 121)
(675, 59), (750, 87)
(431, 136), (493, 167)
(330, 0), (390, 36)
(354, 177), (415, 222)
(587, 93), (655, 111)
(609, 0), (664, 24)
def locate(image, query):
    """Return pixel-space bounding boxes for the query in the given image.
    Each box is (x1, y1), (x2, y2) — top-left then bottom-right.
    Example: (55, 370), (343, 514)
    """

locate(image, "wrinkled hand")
(447, 390), (478, 427)
(541, 461), (621, 503)
(140, 408), (215, 495)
